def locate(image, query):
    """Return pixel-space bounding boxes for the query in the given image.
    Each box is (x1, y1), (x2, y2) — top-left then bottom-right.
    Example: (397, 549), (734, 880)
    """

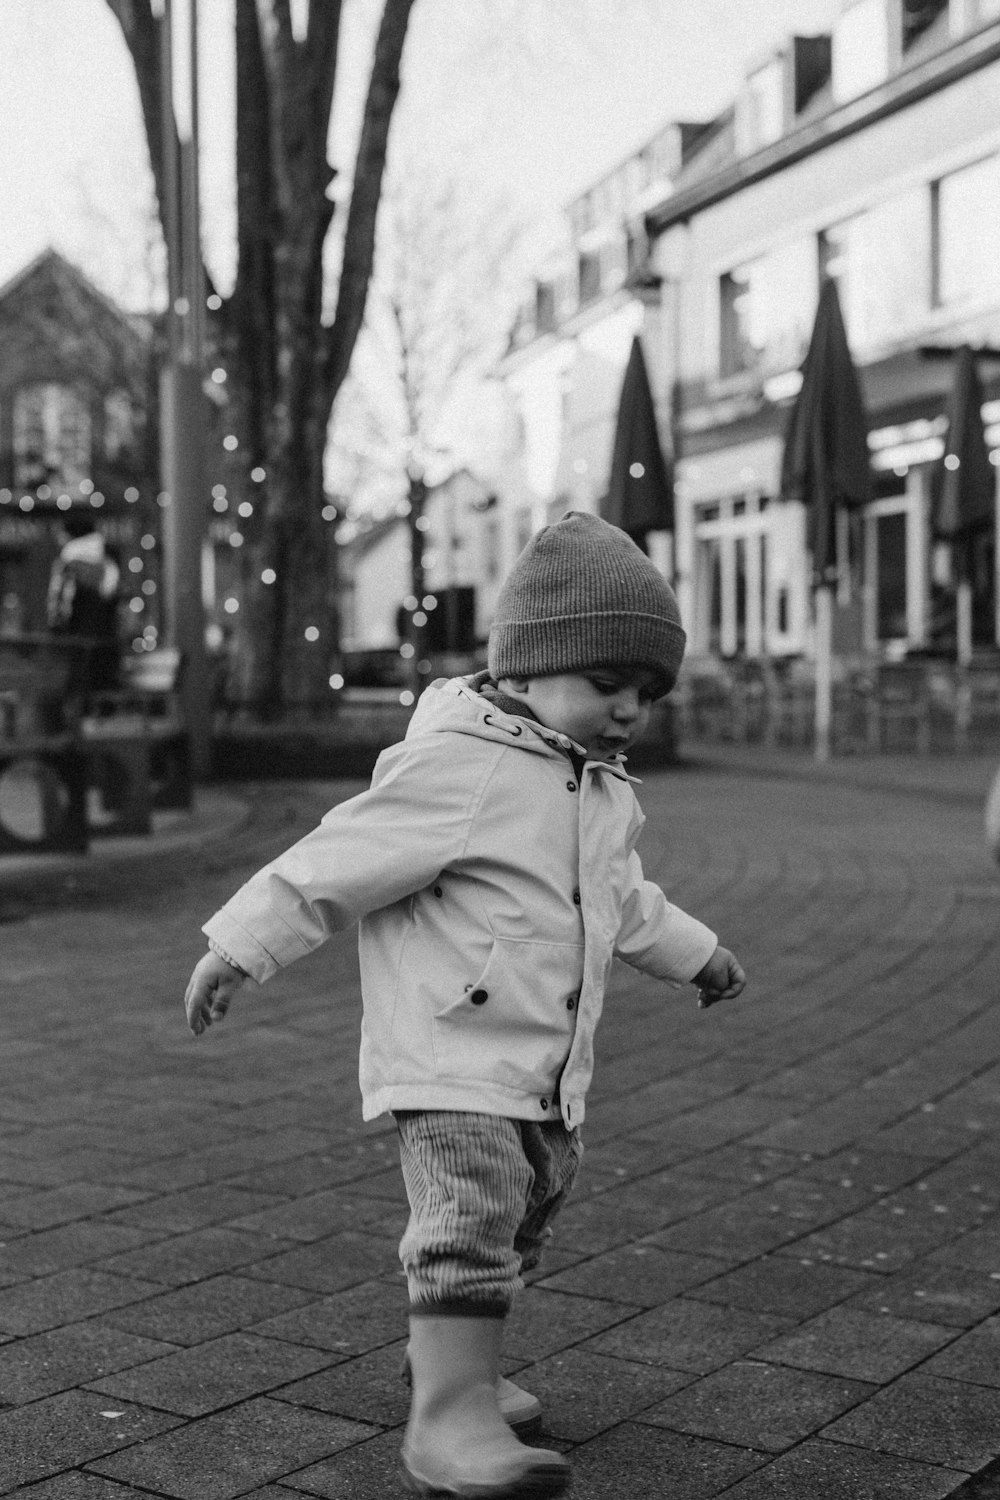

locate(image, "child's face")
(502, 668), (659, 760)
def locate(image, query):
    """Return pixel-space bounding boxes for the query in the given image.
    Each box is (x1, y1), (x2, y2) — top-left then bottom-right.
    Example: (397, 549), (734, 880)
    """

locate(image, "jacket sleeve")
(613, 849), (717, 984)
(203, 736), (489, 983)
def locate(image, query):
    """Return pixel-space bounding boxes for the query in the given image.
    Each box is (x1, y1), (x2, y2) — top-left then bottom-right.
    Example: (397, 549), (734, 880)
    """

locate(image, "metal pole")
(814, 583), (833, 763)
(159, 0), (211, 778)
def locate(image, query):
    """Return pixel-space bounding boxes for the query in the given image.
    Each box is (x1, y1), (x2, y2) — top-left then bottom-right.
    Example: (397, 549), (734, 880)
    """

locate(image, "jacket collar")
(466, 673), (635, 783)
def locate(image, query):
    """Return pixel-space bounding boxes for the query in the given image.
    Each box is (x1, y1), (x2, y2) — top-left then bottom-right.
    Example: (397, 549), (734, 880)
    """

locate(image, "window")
(820, 187), (930, 349)
(832, 0), (890, 103)
(534, 281), (556, 335)
(736, 57), (785, 154)
(902, 0), (947, 51)
(578, 249), (602, 305)
(13, 383), (91, 490)
(718, 238), (817, 378)
(936, 154), (1000, 307)
(104, 390), (135, 462)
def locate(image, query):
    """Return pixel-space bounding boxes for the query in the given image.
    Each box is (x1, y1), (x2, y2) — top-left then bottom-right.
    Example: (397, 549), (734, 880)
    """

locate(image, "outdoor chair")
(861, 661), (933, 755)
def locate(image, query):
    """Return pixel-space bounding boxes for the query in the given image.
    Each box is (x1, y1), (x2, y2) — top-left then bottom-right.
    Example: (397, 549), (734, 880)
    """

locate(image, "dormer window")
(736, 57), (785, 154)
(832, 0), (891, 102)
(578, 249), (602, 306)
(902, 0), (948, 50)
(534, 281), (556, 335)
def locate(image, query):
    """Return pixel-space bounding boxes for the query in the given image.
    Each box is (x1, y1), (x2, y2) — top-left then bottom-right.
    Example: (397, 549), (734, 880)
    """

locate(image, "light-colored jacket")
(203, 676), (717, 1127)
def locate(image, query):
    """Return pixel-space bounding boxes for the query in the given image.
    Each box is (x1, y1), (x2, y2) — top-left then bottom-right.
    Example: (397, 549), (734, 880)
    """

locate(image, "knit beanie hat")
(488, 511), (686, 697)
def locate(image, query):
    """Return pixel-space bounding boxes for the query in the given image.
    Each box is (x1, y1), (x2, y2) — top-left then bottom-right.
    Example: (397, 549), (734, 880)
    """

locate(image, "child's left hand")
(693, 946), (746, 1008)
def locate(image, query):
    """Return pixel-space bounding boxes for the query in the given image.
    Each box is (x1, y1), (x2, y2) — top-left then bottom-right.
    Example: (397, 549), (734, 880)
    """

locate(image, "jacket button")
(540, 1098), (549, 1110)
(572, 890), (581, 906)
(470, 989), (488, 1005)
(566, 781), (576, 792)
(433, 886), (443, 897)
(566, 995), (577, 1011)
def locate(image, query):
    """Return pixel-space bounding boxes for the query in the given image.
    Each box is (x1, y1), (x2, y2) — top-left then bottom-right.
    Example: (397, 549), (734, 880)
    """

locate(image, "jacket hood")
(407, 675), (633, 778)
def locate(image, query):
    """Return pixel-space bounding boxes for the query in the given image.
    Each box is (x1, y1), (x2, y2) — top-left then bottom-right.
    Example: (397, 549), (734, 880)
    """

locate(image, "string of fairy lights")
(2, 285), (470, 705)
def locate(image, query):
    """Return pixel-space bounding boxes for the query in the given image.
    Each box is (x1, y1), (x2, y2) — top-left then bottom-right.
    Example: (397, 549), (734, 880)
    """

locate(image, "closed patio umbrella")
(932, 344), (994, 665)
(780, 277), (873, 760)
(602, 335), (673, 552)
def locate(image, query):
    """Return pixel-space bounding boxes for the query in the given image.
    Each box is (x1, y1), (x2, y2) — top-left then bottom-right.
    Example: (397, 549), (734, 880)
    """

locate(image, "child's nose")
(611, 689), (641, 720)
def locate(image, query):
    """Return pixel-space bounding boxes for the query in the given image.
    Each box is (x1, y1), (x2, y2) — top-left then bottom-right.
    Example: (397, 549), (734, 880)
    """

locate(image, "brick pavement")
(0, 751), (998, 1498)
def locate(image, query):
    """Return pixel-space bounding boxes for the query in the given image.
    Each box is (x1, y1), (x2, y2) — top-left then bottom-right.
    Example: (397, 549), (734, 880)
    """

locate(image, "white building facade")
(501, 0), (1000, 668)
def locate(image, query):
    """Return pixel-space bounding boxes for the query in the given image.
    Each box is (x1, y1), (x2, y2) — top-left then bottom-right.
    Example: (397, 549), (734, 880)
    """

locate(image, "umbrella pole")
(814, 583), (834, 763)
(957, 578), (973, 667)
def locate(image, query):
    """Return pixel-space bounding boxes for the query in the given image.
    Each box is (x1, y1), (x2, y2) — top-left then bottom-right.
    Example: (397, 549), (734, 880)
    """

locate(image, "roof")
(647, 19), (1000, 235)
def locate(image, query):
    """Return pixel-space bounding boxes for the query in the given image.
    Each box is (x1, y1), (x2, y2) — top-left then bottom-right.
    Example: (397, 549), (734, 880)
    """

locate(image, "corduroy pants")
(395, 1110), (583, 1316)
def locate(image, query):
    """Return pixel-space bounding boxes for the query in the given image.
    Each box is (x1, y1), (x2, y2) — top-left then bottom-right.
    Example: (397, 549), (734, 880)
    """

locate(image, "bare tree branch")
(321, 0), (416, 407)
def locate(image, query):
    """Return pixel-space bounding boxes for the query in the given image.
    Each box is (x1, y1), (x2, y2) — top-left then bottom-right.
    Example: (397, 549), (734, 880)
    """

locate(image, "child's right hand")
(693, 945), (746, 1008)
(184, 950), (246, 1036)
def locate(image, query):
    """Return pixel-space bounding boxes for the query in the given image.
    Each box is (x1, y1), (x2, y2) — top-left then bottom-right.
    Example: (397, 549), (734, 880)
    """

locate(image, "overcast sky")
(0, 0), (843, 306)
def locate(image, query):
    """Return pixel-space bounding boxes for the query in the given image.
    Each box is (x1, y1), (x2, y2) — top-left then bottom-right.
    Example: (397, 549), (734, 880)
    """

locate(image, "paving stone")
(821, 1371), (1000, 1470)
(250, 1276), (410, 1355)
(1, 1182), (149, 1230)
(506, 1347), (694, 1442)
(846, 1262), (1000, 1327)
(737, 1173), (877, 1227)
(274, 1340), (411, 1426)
(637, 1358), (874, 1452)
(504, 1285), (643, 1362)
(224, 1139), (400, 1198)
(690, 1254), (880, 1320)
(675, 1143), (804, 1186)
(542, 1170), (733, 1255)
(0, 1318), (175, 1404)
(0, 1218), (167, 1280)
(797, 1146), (940, 1195)
(754, 1305), (959, 1382)
(568, 1420), (765, 1499)
(647, 1201), (809, 1260)
(0, 1387), (182, 1490)
(535, 1241), (722, 1305)
(715, 1436), (965, 1498)
(101, 1271), (316, 1346)
(88, 1329), (335, 1416)
(93, 1225), (299, 1286)
(103, 1182), (286, 1233)
(285, 1428), (414, 1499)
(928, 1219), (1000, 1275)
(921, 1315), (1000, 1386)
(87, 1395), (374, 1499)
(3, 1474), (146, 1499)
(776, 1196), (968, 1274)
(228, 1187), (400, 1241)
(583, 1296), (790, 1373)
(240, 1230), (402, 1294)
(0, 1268), (163, 1337)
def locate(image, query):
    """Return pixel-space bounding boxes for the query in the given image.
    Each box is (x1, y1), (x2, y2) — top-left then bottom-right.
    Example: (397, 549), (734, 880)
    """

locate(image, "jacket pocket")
(432, 936), (584, 1094)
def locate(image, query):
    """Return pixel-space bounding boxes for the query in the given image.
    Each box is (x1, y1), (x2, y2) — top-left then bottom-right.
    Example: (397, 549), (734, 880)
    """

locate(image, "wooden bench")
(0, 635), (89, 854)
(82, 646), (191, 836)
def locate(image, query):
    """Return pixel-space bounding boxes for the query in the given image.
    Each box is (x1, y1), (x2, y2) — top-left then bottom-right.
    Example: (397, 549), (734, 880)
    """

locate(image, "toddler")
(184, 511), (745, 1498)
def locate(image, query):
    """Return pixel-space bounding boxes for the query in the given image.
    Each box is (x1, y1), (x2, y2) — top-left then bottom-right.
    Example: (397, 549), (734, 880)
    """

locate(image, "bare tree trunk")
(404, 471), (429, 697)
(105, 0), (417, 719)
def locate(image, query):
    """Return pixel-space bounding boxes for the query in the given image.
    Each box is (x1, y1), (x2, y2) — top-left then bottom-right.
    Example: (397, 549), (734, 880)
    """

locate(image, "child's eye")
(588, 678), (620, 695)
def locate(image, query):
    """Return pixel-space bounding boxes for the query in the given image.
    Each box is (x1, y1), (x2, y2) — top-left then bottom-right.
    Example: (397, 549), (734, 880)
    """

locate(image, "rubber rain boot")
(401, 1312), (570, 1498)
(401, 1348), (543, 1437)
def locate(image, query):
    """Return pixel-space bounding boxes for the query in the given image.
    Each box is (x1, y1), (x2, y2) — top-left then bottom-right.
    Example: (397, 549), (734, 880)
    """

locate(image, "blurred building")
(338, 469), (501, 668)
(0, 250), (160, 641)
(501, 0), (1000, 665)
